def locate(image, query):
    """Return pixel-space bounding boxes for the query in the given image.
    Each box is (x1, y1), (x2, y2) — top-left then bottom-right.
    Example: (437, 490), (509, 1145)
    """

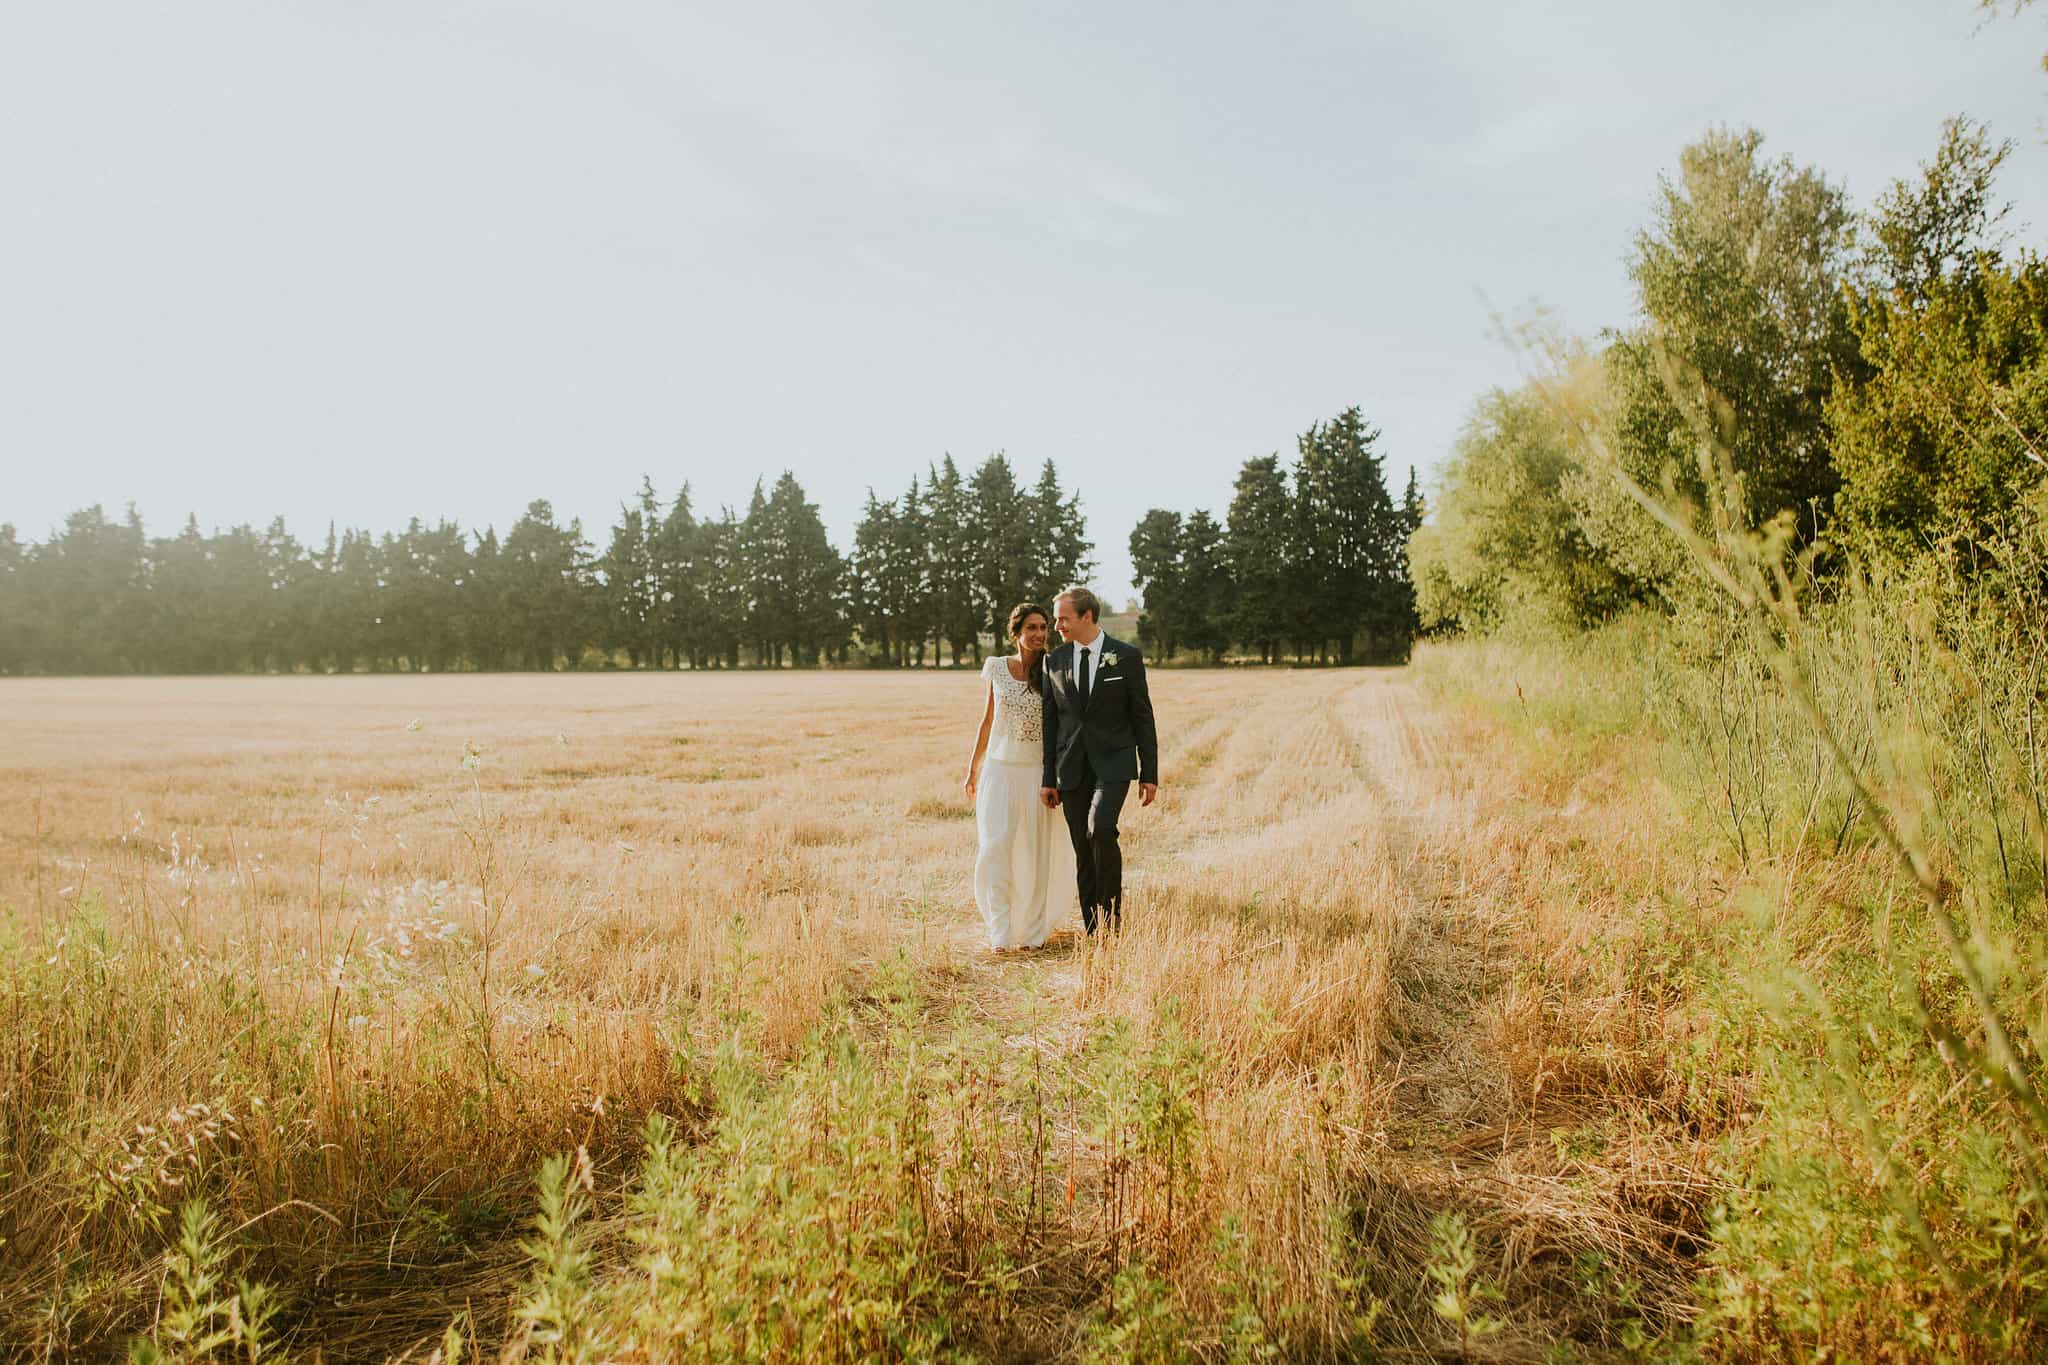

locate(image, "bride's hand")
(963, 772), (978, 800)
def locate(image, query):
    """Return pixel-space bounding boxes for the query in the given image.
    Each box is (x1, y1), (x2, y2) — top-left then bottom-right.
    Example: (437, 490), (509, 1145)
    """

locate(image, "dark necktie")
(1078, 646), (1091, 704)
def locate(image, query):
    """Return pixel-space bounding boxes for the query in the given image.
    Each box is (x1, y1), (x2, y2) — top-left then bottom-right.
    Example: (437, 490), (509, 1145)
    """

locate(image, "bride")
(963, 602), (1077, 950)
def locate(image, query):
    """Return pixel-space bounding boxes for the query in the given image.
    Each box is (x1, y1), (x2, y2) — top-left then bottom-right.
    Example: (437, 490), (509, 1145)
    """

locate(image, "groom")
(1040, 587), (1159, 935)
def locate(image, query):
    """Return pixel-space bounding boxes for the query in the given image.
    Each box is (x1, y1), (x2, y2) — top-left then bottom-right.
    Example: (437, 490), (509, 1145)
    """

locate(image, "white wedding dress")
(974, 656), (1076, 949)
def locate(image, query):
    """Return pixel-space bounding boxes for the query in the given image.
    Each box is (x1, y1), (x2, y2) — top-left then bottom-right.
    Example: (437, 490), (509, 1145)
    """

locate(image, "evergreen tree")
(464, 527), (512, 671)
(258, 516), (310, 672)
(893, 476), (934, 665)
(149, 514), (216, 673)
(968, 454), (1034, 638)
(599, 481), (660, 667)
(502, 500), (589, 670)
(755, 471), (843, 666)
(849, 490), (900, 663)
(924, 457), (978, 663)
(695, 509), (744, 669)
(331, 527), (381, 672)
(1128, 509), (1186, 659)
(736, 481), (776, 664)
(35, 505), (147, 673)
(654, 484), (701, 668)
(1178, 509), (1233, 660)
(1291, 407), (1413, 664)
(382, 518), (469, 672)
(1223, 456), (1292, 664)
(0, 524), (25, 675)
(1026, 459), (1093, 607)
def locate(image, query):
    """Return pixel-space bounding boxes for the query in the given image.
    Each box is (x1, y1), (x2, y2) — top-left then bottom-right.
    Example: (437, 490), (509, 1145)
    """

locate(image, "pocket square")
(1099, 676), (1124, 685)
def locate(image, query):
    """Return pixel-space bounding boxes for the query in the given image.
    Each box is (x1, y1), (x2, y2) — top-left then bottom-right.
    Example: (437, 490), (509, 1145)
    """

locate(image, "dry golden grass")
(0, 666), (1710, 1359)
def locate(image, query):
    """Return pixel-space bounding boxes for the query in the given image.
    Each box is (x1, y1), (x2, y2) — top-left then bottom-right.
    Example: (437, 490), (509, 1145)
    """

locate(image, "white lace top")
(982, 656), (1044, 765)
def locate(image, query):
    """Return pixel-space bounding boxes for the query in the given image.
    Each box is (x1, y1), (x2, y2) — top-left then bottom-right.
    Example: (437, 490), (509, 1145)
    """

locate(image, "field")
(2, 665), (1713, 1359)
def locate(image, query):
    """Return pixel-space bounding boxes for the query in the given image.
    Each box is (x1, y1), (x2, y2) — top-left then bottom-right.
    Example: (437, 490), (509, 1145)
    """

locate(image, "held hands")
(1037, 784), (1155, 808)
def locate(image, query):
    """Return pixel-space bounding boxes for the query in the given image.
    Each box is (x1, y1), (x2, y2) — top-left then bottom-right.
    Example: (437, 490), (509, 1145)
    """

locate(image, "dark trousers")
(1060, 774), (1131, 934)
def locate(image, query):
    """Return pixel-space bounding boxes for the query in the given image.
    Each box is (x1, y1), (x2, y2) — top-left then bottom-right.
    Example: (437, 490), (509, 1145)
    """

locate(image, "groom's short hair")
(1057, 587), (1101, 622)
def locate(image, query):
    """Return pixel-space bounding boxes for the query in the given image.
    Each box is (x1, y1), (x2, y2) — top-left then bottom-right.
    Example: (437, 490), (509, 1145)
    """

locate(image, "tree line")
(0, 455), (1095, 675)
(1128, 405), (1423, 666)
(1410, 117), (2048, 631)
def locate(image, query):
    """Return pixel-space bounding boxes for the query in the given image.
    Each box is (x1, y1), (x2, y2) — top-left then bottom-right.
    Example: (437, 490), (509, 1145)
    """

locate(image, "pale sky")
(4, 1), (2045, 602)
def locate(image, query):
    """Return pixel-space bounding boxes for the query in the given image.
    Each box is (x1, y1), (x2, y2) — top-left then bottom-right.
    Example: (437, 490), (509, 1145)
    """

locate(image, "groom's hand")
(1039, 787), (1059, 809)
(1139, 782), (1158, 808)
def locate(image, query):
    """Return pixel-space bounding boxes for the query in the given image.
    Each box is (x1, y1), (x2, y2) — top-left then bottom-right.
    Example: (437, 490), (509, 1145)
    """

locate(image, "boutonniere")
(1101, 651), (1119, 668)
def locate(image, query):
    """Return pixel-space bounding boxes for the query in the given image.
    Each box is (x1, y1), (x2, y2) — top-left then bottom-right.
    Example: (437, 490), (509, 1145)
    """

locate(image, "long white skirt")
(974, 758), (1076, 949)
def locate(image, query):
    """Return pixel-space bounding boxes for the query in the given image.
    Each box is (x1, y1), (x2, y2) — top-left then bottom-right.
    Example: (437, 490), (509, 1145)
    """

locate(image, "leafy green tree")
(1867, 118), (2013, 301)
(1409, 379), (1644, 632)
(1223, 455), (1292, 665)
(1832, 120), (2047, 552)
(1611, 127), (1859, 541)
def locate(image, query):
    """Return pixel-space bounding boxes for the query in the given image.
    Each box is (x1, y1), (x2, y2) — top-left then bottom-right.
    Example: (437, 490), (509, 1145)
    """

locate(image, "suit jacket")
(1040, 633), (1159, 789)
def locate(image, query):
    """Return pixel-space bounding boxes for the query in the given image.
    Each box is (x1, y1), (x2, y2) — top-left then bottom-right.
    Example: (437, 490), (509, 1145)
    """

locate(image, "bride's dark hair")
(1007, 601), (1049, 691)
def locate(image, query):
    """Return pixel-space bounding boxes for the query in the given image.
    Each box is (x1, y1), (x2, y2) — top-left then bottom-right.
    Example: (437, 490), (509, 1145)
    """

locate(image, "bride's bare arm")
(964, 680), (995, 798)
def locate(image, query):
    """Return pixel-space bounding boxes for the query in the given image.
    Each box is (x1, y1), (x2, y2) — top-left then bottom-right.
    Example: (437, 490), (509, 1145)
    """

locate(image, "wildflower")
(405, 718), (423, 732)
